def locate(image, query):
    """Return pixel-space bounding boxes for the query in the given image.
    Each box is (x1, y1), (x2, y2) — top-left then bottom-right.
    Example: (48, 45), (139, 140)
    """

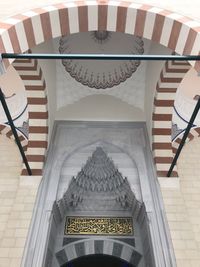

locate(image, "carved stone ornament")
(59, 31), (144, 89)
(56, 147), (141, 216)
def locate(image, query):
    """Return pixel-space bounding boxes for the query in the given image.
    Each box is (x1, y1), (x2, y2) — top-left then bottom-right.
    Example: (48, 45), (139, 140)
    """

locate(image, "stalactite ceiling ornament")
(59, 31), (144, 89)
(55, 147), (141, 215)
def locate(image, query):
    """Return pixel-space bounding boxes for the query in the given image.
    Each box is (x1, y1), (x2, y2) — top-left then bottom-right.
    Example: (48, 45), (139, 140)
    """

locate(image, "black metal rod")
(167, 97), (200, 177)
(0, 88), (32, 175)
(2, 53), (200, 61)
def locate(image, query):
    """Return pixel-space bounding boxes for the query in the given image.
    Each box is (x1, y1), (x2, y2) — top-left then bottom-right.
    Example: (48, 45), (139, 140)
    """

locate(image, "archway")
(22, 122), (174, 267)
(54, 238), (142, 266)
(63, 254), (134, 267)
(0, 1), (200, 180)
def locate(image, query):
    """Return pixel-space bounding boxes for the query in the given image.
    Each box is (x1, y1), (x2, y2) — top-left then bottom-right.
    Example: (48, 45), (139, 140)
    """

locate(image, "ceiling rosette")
(59, 31), (144, 89)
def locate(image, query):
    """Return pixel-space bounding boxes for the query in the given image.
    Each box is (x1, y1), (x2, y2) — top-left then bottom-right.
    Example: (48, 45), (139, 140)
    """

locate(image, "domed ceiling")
(59, 31), (144, 89)
(53, 32), (151, 110)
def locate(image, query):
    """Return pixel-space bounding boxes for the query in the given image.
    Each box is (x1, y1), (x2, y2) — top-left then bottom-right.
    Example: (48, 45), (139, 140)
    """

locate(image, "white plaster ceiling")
(53, 32), (151, 111)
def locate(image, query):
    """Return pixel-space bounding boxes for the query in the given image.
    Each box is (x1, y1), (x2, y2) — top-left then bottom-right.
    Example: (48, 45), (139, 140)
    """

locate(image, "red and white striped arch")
(0, 0), (200, 179)
(0, 1), (200, 69)
(12, 57), (48, 177)
(152, 60), (191, 179)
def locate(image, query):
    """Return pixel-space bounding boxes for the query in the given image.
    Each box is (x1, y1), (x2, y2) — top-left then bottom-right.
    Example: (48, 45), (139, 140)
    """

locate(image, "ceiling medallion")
(59, 31), (144, 89)
(91, 30), (112, 44)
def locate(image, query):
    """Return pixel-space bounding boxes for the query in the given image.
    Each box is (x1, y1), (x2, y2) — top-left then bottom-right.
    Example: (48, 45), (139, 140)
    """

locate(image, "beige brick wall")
(161, 137), (200, 267)
(0, 135), (39, 267)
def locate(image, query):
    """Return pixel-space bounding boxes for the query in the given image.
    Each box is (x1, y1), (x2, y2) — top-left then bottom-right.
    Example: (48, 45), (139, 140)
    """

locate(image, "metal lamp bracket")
(0, 54), (6, 75)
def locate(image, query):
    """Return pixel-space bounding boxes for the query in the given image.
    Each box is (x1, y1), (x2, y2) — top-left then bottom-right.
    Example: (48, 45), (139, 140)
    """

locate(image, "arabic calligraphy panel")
(65, 217), (133, 235)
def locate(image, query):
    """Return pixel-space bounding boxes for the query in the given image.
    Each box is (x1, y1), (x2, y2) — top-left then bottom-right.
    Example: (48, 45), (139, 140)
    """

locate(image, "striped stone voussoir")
(0, 123), (28, 150)
(152, 59), (191, 179)
(12, 57), (48, 178)
(0, 1), (199, 69)
(56, 239), (141, 267)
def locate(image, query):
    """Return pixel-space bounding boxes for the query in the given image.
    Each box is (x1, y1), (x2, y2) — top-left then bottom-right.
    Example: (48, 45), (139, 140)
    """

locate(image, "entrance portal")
(63, 254), (134, 267)
(23, 121), (175, 267)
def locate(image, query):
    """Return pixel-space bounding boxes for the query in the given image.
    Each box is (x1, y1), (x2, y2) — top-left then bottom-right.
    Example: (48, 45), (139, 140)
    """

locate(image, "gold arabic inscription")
(65, 217), (133, 235)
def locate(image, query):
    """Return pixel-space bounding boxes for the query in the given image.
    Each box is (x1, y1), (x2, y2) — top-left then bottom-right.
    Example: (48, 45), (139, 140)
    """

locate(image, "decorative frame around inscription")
(65, 217), (134, 236)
